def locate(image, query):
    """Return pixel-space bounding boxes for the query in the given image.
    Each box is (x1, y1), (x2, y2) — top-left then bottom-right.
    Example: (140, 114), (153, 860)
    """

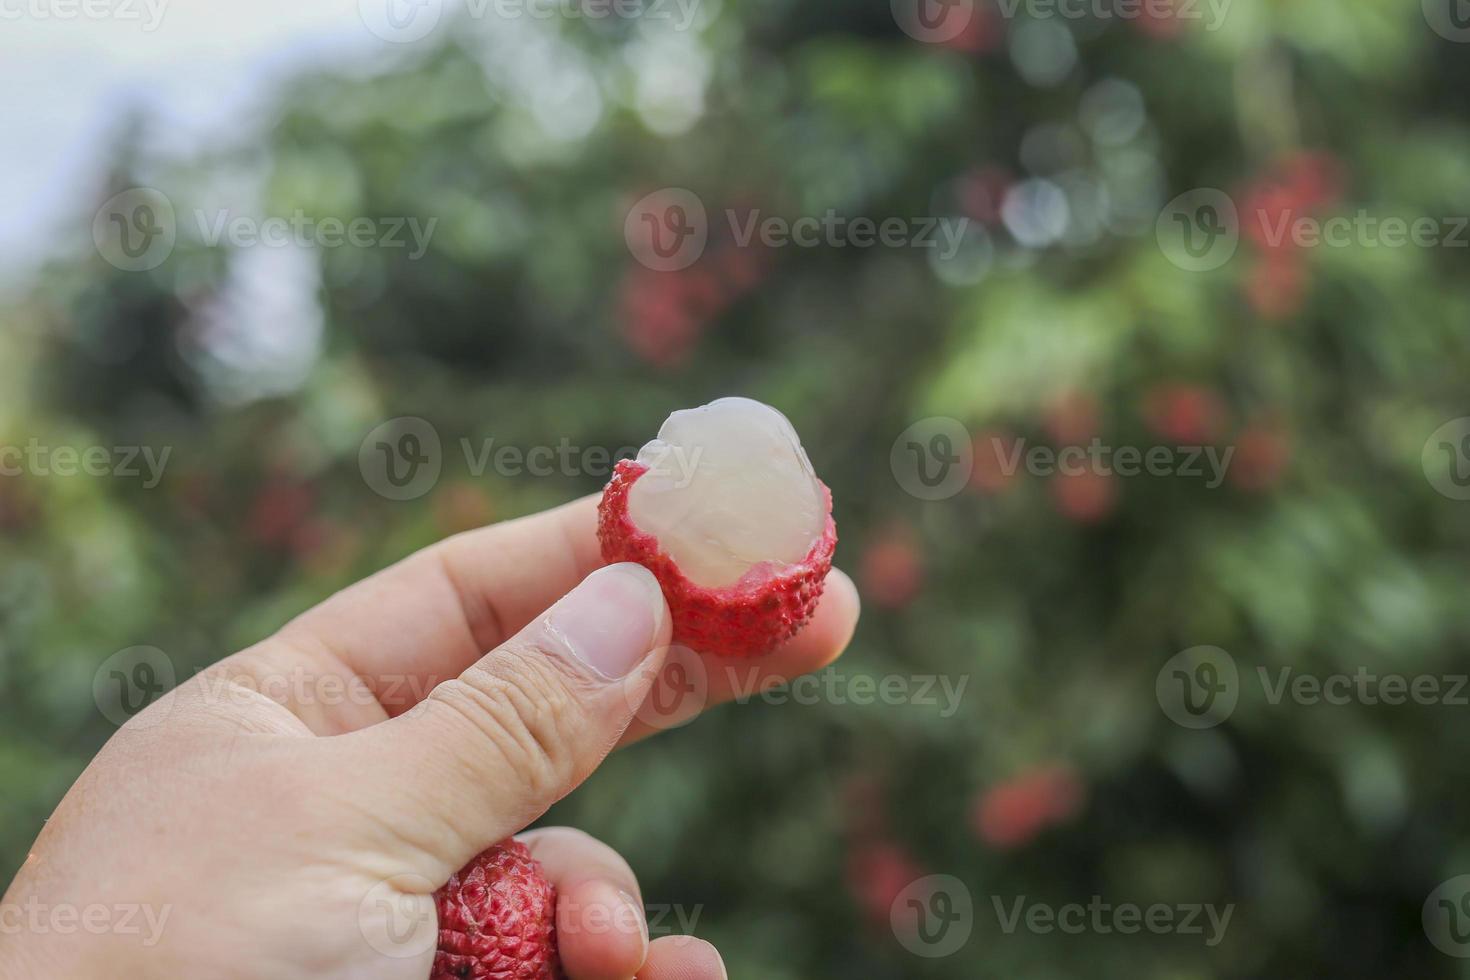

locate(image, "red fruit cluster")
(248, 476), (315, 549)
(619, 242), (768, 369)
(1228, 422), (1291, 492)
(973, 764), (1085, 849)
(1043, 389), (1101, 446)
(847, 840), (926, 928)
(434, 839), (562, 980)
(1237, 150), (1346, 319)
(969, 427), (1022, 495)
(859, 523), (924, 610)
(937, 1), (1003, 53)
(597, 459), (836, 658)
(0, 477), (41, 532)
(1050, 469), (1117, 524)
(1132, 0), (1189, 39)
(957, 166), (1013, 227)
(840, 771), (916, 928)
(1140, 383), (1225, 445)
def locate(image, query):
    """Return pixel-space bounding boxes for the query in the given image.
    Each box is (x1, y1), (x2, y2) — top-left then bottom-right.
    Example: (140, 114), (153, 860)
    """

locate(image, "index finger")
(279, 495), (604, 715)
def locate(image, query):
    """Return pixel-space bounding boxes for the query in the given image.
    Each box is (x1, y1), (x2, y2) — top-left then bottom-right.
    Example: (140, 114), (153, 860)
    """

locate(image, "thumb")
(330, 562), (670, 875)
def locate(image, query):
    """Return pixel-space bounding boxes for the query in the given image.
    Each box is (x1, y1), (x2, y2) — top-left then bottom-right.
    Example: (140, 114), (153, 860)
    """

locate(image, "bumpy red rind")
(433, 839), (562, 980)
(597, 459), (837, 658)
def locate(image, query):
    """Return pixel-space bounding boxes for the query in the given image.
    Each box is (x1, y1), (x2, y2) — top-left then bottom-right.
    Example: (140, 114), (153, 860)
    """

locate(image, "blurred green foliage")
(5, 0), (1470, 976)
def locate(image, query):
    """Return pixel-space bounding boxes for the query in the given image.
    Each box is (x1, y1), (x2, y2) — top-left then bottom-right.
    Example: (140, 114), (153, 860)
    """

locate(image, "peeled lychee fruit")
(598, 397), (837, 658)
(434, 839), (562, 980)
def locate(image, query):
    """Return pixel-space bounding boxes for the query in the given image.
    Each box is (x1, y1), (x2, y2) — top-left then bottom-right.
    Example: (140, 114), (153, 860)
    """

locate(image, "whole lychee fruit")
(598, 397), (837, 658)
(434, 839), (562, 980)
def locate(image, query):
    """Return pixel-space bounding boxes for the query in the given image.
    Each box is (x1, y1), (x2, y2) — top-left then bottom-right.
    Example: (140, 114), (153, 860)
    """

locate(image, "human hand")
(1, 496), (860, 979)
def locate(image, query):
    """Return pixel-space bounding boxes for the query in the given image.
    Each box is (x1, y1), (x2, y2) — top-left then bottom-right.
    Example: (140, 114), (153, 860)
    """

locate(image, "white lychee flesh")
(627, 397), (826, 589)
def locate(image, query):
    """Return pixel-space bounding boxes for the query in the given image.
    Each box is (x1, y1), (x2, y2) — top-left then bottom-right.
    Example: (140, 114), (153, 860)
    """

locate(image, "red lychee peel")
(434, 839), (562, 980)
(597, 459), (837, 658)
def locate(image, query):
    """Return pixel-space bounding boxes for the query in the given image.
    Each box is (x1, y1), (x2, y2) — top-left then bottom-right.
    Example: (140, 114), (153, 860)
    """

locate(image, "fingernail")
(618, 889), (649, 952)
(546, 564), (667, 680)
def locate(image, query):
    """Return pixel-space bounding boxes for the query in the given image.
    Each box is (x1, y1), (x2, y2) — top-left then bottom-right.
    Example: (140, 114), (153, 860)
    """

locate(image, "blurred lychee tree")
(5, 0), (1470, 977)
